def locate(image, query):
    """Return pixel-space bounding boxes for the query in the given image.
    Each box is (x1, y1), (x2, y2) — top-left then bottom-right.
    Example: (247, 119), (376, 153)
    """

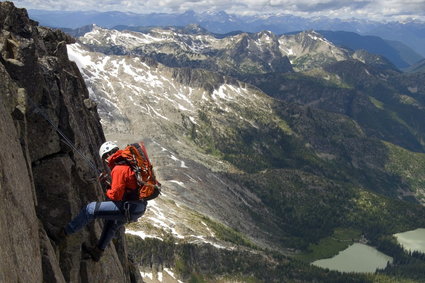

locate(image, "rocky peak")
(278, 30), (351, 70)
(279, 30), (333, 51)
(62, 24), (97, 38)
(181, 23), (209, 34)
(0, 2), (139, 282)
(352, 49), (399, 70)
(255, 30), (277, 41)
(0, 1), (34, 37)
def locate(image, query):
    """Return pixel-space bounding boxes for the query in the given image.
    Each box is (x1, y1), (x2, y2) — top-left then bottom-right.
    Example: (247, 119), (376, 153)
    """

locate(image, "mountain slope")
(243, 59), (425, 157)
(318, 30), (422, 69)
(67, 27), (425, 281)
(67, 42), (284, 250)
(76, 26), (425, 160)
(406, 59), (425, 73)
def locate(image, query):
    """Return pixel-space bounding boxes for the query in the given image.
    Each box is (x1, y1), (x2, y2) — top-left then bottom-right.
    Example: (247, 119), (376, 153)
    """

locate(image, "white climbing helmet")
(99, 141), (119, 159)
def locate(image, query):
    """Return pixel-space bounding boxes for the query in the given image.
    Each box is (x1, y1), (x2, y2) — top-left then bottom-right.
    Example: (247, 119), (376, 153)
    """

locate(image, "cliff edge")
(0, 2), (140, 282)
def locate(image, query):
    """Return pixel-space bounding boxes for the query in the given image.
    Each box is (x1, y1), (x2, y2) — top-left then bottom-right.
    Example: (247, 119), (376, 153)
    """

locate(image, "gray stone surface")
(0, 2), (141, 282)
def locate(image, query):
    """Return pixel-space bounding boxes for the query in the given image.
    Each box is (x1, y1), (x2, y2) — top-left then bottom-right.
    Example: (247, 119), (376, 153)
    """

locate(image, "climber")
(58, 141), (148, 262)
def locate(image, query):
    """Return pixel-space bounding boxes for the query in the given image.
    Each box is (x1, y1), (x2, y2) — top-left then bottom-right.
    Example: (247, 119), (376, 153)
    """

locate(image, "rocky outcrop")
(0, 2), (140, 282)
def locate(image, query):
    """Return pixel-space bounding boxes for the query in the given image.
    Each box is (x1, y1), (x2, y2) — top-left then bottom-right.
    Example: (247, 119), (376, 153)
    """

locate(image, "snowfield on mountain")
(67, 39), (285, 252)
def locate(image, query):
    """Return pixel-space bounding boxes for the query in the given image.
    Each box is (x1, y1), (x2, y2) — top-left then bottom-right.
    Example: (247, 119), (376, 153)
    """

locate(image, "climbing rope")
(26, 95), (102, 175)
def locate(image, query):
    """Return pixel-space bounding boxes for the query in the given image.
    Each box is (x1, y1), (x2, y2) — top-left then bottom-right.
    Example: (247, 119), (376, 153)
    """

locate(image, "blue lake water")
(394, 228), (425, 253)
(312, 243), (393, 273)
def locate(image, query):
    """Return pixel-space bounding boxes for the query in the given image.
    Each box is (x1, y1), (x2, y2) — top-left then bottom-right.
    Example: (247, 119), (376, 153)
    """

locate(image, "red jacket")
(105, 150), (138, 201)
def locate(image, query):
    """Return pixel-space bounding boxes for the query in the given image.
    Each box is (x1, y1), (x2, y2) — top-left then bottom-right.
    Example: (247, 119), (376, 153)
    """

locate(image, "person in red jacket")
(61, 141), (148, 261)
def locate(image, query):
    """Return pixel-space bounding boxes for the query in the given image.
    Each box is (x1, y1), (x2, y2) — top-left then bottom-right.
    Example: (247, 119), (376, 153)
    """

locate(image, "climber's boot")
(82, 242), (104, 262)
(46, 223), (68, 246)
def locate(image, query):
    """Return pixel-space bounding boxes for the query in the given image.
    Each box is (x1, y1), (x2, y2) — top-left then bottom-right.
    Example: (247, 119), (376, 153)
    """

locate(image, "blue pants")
(65, 200), (147, 250)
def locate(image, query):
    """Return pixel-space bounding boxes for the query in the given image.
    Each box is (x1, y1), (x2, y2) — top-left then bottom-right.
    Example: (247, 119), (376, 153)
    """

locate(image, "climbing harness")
(124, 202), (131, 223)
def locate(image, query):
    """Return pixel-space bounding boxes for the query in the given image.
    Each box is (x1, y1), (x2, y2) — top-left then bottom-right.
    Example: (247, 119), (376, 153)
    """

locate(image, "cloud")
(379, 0), (425, 16)
(12, 0), (425, 21)
(293, 0), (371, 12)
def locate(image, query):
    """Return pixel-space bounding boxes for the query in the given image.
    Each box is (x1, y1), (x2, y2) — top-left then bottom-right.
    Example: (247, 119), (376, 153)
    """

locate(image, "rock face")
(0, 2), (139, 282)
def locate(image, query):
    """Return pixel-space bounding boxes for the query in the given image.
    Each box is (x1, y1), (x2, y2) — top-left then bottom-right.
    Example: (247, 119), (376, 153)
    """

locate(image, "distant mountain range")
(407, 59), (425, 73)
(317, 30), (421, 69)
(28, 9), (425, 61)
(62, 23), (421, 71)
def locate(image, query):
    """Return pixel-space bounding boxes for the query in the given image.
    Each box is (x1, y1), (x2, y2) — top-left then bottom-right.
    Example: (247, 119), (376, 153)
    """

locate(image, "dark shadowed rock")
(0, 2), (141, 282)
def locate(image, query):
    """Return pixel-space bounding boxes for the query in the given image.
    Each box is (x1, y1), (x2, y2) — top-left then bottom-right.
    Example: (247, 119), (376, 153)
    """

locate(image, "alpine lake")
(312, 243), (392, 273)
(310, 229), (425, 273)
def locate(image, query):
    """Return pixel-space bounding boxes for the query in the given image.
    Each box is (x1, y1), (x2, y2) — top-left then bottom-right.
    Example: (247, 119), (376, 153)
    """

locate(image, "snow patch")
(212, 84), (239, 101)
(178, 104), (189, 111)
(169, 180), (186, 187)
(170, 154), (189, 168)
(147, 202), (186, 239)
(147, 105), (169, 120)
(67, 44), (92, 69)
(189, 116), (197, 125)
(286, 48), (294, 55)
(408, 86), (418, 93)
(190, 234), (227, 249)
(126, 229), (163, 241)
(140, 271), (153, 280)
(201, 221), (216, 237)
(164, 268), (184, 283)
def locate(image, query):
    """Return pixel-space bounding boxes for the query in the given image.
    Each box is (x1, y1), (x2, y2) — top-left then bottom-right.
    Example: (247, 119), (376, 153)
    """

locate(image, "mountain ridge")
(74, 25), (401, 75)
(28, 8), (425, 58)
(318, 30), (422, 68)
(66, 24), (418, 71)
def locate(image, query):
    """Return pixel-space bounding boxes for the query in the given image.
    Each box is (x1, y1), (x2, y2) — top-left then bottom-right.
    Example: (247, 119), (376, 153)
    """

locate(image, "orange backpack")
(120, 142), (161, 201)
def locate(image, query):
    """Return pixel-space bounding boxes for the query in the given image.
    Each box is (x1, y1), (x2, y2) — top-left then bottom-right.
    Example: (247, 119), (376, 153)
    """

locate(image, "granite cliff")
(0, 2), (140, 282)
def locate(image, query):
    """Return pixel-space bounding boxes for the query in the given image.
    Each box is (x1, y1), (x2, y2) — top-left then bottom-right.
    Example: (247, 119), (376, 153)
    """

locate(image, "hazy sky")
(11, 0), (425, 21)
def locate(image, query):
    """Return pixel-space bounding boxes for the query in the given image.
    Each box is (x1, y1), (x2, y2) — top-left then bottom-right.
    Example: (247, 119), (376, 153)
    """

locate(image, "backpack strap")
(131, 142), (150, 163)
(123, 187), (139, 201)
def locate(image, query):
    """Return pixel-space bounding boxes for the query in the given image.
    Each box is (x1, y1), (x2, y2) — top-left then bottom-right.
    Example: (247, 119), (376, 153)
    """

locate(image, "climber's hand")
(98, 172), (111, 190)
